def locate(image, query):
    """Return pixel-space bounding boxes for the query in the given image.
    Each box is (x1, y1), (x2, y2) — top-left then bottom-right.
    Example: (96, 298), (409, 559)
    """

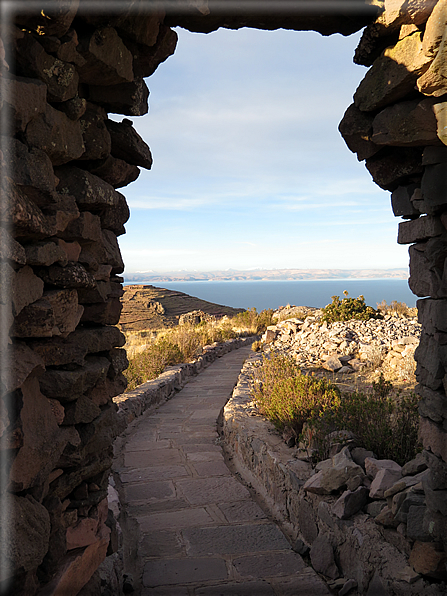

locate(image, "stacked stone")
(0, 3), (177, 595)
(262, 311), (421, 375)
(338, 0), (447, 567)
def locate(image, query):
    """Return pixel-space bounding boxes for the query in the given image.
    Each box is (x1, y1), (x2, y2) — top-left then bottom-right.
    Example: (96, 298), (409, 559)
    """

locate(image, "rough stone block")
(309, 533), (339, 580)
(369, 468), (402, 499)
(63, 395), (102, 425)
(409, 541), (447, 580)
(1, 494), (50, 581)
(354, 32), (432, 112)
(55, 165), (122, 211)
(11, 265), (44, 316)
(11, 288), (83, 338)
(25, 241), (67, 267)
(422, 0), (447, 58)
(114, 9), (164, 46)
(371, 98), (440, 147)
(409, 243), (444, 299)
(364, 457), (402, 478)
(35, 263), (96, 290)
(434, 101), (447, 145)
(0, 340), (44, 397)
(26, 102), (85, 166)
(331, 486), (369, 519)
(0, 228), (26, 265)
(398, 215), (444, 244)
(391, 184), (420, 218)
(78, 27), (133, 86)
(105, 118), (153, 169)
(78, 104), (111, 161)
(14, 1), (78, 37)
(16, 32), (79, 102)
(421, 163), (447, 214)
(423, 449), (447, 489)
(130, 26), (178, 78)
(417, 34), (447, 97)
(100, 190), (130, 236)
(2, 138), (57, 207)
(80, 155), (140, 189)
(0, 75), (47, 132)
(417, 298), (447, 334)
(365, 147), (423, 191)
(60, 211), (102, 242)
(88, 78), (149, 117)
(417, 385), (447, 424)
(39, 356), (110, 402)
(8, 376), (70, 491)
(418, 415), (447, 461)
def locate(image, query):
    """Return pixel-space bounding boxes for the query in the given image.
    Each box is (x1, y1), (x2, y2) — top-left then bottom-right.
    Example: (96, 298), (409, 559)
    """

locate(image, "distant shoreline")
(123, 268), (408, 284)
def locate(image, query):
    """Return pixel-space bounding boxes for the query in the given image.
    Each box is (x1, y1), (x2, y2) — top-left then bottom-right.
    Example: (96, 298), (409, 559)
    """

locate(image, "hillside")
(119, 284), (245, 332)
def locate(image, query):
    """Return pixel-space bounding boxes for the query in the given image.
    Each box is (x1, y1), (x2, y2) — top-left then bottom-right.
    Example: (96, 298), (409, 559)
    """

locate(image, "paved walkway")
(114, 345), (331, 596)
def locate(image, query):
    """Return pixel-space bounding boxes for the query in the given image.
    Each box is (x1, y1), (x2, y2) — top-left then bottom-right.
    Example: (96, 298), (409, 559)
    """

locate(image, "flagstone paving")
(114, 345), (332, 596)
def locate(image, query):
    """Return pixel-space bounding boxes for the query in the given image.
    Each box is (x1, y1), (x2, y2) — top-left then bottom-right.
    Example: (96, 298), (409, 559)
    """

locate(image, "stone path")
(114, 345), (332, 596)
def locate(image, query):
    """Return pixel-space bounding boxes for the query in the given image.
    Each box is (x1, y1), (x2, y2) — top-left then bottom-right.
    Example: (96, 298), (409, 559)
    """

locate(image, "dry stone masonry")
(1, 0), (447, 594)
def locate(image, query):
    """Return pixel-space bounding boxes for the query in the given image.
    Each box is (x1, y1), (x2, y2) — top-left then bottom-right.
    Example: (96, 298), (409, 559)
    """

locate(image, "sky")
(117, 26), (411, 274)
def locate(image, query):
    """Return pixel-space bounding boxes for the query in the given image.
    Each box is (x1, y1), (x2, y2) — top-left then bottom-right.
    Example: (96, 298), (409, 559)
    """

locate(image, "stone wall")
(0, 4), (177, 595)
(1, 0), (447, 594)
(337, 0), (447, 568)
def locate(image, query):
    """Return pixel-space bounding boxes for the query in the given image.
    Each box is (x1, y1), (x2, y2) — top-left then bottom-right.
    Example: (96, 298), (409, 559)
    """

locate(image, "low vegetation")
(321, 291), (381, 324)
(123, 308), (274, 391)
(252, 353), (421, 466)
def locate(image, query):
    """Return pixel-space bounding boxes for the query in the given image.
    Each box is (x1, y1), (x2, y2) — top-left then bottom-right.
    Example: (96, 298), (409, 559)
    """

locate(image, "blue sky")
(118, 26), (410, 274)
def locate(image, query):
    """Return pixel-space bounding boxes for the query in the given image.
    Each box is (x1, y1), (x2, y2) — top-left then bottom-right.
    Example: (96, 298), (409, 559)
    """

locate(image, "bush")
(251, 355), (421, 466)
(124, 338), (184, 391)
(307, 376), (421, 465)
(377, 299), (410, 317)
(252, 353), (341, 440)
(321, 291), (381, 324)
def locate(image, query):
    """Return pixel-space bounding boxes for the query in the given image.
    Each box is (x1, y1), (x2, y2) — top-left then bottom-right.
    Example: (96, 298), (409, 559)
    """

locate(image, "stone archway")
(1, 1), (447, 594)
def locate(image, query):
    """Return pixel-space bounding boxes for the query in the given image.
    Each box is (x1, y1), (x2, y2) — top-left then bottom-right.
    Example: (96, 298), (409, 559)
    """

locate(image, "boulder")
(2, 138), (57, 207)
(1, 494), (50, 580)
(105, 118), (153, 169)
(78, 104), (111, 161)
(0, 228), (26, 265)
(0, 340), (45, 397)
(398, 215), (444, 244)
(0, 75), (47, 132)
(24, 241), (67, 267)
(55, 166), (122, 211)
(77, 27), (133, 86)
(421, 163), (447, 213)
(88, 78), (149, 117)
(391, 184), (420, 218)
(62, 395), (102, 425)
(332, 486), (369, 519)
(80, 155), (140, 189)
(39, 356), (110, 402)
(422, 0), (447, 58)
(417, 30), (447, 97)
(338, 103), (380, 161)
(25, 102), (85, 166)
(8, 376), (70, 491)
(365, 146), (423, 191)
(433, 101), (447, 145)
(309, 533), (339, 579)
(14, 0), (78, 37)
(354, 32), (432, 112)
(304, 447), (364, 495)
(365, 457), (402, 478)
(11, 289), (83, 338)
(60, 211), (102, 242)
(15, 32), (79, 102)
(409, 541), (447, 579)
(130, 26), (178, 78)
(35, 263), (96, 290)
(11, 265), (44, 316)
(369, 467), (403, 498)
(371, 98), (440, 147)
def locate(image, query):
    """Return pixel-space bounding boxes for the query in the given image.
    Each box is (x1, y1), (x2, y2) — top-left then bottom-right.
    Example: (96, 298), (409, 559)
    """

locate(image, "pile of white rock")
(261, 307), (421, 377)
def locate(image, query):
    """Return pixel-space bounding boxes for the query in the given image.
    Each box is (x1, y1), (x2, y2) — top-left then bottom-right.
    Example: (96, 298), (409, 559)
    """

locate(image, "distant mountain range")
(123, 268), (408, 283)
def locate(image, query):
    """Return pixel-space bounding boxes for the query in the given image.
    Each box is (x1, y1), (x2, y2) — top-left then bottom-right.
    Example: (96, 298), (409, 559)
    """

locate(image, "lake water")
(124, 279), (418, 312)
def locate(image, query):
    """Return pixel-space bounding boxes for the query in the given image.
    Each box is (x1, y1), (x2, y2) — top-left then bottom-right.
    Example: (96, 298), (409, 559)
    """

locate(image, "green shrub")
(307, 375), (421, 465)
(252, 353), (341, 439)
(251, 354), (421, 465)
(321, 291), (381, 324)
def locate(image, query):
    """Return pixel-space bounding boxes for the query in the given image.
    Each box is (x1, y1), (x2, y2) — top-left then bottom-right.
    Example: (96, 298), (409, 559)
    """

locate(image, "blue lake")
(123, 279), (418, 312)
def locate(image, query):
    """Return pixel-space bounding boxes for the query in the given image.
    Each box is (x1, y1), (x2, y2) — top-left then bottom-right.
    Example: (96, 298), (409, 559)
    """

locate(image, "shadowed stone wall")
(0, 0), (446, 594)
